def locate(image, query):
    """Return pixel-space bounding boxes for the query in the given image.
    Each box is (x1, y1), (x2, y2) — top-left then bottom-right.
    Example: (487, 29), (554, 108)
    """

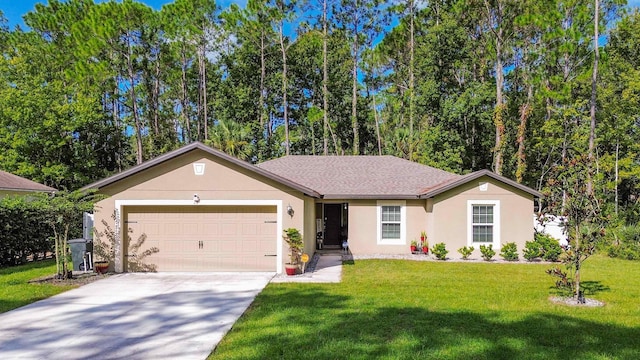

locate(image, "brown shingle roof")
(257, 156), (461, 199)
(0, 171), (56, 192)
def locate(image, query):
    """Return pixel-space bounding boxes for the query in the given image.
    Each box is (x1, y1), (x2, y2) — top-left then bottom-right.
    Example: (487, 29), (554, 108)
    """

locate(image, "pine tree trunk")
(587, 0), (599, 195)
(408, 0), (415, 161)
(280, 21), (290, 155)
(127, 41), (144, 165)
(322, 0), (329, 155)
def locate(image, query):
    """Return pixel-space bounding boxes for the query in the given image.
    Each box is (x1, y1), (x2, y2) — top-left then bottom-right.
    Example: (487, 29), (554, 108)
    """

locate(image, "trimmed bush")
(480, 244), (495, 261)
(0, 196), (54, 267)
(523, 240), (541, 261)
(432, 243), (448, 260)
(536, 233), (562, 262)
(500, 242), (518, 261)
(458, 246), (474, 260)
(522, 233), (562, 262)
(604, 225), (640, 260)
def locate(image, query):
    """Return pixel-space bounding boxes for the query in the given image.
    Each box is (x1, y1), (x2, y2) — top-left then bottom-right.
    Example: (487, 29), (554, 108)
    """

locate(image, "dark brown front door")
(324, 204), (342, 246)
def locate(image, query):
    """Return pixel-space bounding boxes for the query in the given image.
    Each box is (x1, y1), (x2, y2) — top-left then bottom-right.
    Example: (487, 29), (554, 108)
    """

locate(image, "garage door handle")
(264, 220), (277, 223)
(264, 254), (277, 257)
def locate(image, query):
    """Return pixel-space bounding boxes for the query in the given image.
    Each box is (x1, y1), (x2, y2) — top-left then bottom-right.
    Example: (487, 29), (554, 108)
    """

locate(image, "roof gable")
(83, 142), (320, 197)
(0, 171), (56, 192)
(420, 169), (542, 198)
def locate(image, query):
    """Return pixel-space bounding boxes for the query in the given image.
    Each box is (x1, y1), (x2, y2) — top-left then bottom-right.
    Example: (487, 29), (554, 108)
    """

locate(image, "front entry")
(323, 204), (347, 247)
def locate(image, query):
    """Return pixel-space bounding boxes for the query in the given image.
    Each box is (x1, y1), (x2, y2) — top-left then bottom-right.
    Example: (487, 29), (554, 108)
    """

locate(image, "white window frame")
(377, 200), (406, 245)
(467, 200), (500, 249)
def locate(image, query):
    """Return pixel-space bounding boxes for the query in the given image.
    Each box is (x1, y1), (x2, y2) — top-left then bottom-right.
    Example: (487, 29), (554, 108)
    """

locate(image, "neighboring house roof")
(0, 170), (56, 192)
(419, 169), (543, 198)
(82, 142), (321, 198)
(257, 155), (462, 199)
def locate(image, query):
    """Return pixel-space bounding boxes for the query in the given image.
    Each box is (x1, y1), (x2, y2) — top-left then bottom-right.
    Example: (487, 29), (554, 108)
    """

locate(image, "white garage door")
(124, 205), (277, 272)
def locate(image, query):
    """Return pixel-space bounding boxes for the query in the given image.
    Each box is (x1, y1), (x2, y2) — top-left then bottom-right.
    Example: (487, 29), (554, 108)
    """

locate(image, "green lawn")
(210, 255), (640, 359)
(0, 260), (76, 313)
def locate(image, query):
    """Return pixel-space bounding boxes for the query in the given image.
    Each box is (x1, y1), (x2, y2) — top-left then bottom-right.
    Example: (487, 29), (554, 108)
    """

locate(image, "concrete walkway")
(271, 255), (343, 283)
(0, 272), (273, 360)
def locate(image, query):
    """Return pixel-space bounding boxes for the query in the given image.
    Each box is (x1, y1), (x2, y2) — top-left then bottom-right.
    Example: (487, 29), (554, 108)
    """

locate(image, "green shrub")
(535, 233), (562, 262)
(523, 240), (541, 261)
(458, 246), (474, 260)
(432, 243), (448, 260)
(479, 244), (495, 261)
(0, 196), (55, 267)
(500, 242), (519, 261)
(604, 225), (640, 260)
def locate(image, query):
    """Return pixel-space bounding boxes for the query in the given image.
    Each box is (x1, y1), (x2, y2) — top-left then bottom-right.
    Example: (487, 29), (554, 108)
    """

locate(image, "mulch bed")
(28, 271), (112, 286)
(549, 296), (605, 307)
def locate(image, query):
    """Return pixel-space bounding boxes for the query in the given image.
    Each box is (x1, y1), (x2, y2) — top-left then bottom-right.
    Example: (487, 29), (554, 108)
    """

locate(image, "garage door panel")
(125, 205), (277, 272)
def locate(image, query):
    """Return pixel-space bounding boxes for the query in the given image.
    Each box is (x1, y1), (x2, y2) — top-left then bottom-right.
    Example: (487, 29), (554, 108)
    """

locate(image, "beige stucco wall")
(93, 149), (307, 273)
(345, 199), (428, 254)
(302, 197), (316, 257)
(430, 176), (534, 260)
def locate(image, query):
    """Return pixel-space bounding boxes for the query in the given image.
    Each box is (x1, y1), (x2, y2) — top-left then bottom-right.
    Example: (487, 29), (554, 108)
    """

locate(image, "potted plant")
(420, 231), (427, 243)
(422, 239), (429, 255)
(410, 239), (418, 254)
(283, 228), (304, 275)
(94, 260), (110, 274)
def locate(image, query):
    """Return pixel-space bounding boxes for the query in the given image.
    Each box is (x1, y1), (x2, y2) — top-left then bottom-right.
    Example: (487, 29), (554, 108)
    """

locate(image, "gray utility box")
(69, 238), (93, 271)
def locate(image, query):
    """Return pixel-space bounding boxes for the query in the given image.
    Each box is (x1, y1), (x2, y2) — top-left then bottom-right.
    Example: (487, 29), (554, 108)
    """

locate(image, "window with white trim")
(472, 205), (494, 243)
(377, 201), (406, 245)
(467, 200), (500, 248)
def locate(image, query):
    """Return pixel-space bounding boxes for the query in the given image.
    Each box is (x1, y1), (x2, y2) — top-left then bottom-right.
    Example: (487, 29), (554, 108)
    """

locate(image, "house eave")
(418, 169), (543, 199)
(322, 194), (419, 200)
(82, 142), (321, 198)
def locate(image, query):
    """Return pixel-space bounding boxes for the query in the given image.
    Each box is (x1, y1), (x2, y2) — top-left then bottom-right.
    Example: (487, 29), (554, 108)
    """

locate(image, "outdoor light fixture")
(193, 194), (200, 204)
(287, 204), (294, 217)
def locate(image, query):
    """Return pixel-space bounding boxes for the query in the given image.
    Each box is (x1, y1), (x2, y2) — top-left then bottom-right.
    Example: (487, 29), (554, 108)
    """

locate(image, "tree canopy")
(0, 0), (638, 225)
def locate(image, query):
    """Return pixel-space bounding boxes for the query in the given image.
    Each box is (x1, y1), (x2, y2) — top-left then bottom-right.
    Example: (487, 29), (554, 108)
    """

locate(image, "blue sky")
(0, 0), (245, 29)
(2, 0), (639, 30)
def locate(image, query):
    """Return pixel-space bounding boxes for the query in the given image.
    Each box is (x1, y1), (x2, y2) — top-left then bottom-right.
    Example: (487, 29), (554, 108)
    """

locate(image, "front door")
(323, 204), (342, 246)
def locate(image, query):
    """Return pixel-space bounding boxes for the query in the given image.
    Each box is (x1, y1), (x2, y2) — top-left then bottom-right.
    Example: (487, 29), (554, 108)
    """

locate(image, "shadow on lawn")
(213, 288), (640, 360)
(548, 280), (611, 297)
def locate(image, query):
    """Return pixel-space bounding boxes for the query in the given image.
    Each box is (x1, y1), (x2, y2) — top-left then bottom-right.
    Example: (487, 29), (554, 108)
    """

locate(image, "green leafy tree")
(37, 190), (105, 279)
(544, 155), (605, 301)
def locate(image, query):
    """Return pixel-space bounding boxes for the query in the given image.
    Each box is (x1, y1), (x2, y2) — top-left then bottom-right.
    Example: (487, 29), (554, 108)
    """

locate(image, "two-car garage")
(123, 205), (278, 272)
(87, 142), (317, 274)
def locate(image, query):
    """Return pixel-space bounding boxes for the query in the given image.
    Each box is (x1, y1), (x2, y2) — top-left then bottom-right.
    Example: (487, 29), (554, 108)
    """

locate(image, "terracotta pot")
(284, 264), (298, 276)
(410, 245), (417, 253)
(94, 261), (109, 274)
(422, 247), (429, 254)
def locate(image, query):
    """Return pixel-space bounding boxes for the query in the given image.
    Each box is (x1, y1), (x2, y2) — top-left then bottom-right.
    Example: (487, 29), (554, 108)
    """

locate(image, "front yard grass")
(0, 260), (76, 313)
(210, 255), (640, 359)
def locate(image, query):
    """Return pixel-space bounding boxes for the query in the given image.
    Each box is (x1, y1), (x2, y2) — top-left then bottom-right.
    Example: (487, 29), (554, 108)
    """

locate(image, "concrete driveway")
(0, 272), (274, 360)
